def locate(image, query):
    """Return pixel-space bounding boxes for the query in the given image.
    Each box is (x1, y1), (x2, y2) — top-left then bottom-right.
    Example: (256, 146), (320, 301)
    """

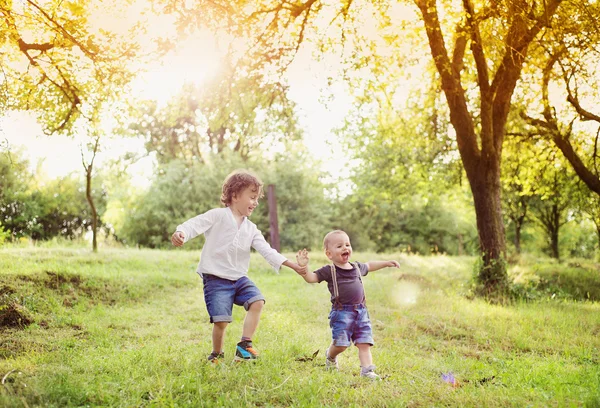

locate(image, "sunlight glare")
(393, 281), (420, 306)
(131, 30), (225, 106)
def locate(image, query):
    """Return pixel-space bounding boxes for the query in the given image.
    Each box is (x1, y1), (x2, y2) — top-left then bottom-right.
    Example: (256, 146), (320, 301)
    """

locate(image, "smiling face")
(231, 185), (260, 218)
(325, 231), (352, 266)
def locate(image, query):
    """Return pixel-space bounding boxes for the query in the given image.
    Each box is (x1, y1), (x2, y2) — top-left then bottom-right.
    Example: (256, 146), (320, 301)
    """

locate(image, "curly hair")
(221, 169), (264, 206)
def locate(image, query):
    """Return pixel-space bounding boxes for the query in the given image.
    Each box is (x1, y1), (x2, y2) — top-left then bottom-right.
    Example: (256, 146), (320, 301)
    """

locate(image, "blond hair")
(220, 169), (264, 206)
(323, 230), (348, 250)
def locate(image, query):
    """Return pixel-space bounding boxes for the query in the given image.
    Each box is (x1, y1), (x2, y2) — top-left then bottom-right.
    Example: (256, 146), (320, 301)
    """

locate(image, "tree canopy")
(1, 0), (145, 134)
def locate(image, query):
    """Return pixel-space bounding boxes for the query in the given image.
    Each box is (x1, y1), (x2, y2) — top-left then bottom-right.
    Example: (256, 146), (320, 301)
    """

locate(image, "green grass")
(1, 247), (599, 407)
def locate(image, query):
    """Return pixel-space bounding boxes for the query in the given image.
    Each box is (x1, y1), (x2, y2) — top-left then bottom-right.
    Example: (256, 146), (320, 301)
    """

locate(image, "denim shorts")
(328, 304), (374, 347)
(202, 274), (265, 323)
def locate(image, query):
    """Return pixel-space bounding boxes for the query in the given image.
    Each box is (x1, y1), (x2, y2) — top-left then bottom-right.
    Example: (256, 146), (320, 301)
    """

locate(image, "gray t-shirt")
(315, 262), (369, 305)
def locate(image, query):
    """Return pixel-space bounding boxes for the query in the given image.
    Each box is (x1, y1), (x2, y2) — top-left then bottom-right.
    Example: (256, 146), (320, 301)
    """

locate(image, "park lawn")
(1, 247), (599, 407)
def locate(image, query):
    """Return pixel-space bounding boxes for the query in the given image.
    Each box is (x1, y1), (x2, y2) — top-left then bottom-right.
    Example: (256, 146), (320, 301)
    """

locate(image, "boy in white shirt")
(171, 169), (306, 363)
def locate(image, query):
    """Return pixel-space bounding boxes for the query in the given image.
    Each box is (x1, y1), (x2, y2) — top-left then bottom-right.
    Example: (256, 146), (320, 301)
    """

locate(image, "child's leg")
(353, 307), (375, 368)
(356, 343), (372, 367)
(327, 344), (347, 360)
(241, 299), (264, 339)
(212, 322), (228, 353)
(327, 308), (353, 362)
(229, 277), (266, 361)
(202, 274), (235, 355)
(235, 298), (264, 361)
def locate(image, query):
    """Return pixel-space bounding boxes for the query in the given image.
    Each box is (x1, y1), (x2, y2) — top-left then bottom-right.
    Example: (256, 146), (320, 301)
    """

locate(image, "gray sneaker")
(360, 365), (381, 380)
(325, 348), (339, 370)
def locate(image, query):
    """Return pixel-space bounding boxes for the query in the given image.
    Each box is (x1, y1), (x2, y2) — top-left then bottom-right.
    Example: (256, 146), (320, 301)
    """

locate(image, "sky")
(0, 25), (353, 188)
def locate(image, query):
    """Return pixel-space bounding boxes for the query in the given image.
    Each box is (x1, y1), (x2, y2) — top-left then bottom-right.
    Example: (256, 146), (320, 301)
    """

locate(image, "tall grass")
(1, 248), (599, 407)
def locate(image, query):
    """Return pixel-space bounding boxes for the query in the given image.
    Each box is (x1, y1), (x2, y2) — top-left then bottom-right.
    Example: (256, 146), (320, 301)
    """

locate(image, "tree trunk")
(534, 200), (563, 261)
(457, 233), (464, 256)
(467, 157), (507, 294)
(510, 211), (526, 254)
(595, 223), (600, 255)
(550, 228), (559, 260)
(81, 136), (100, 253)
(514, 223), (522, 254)
(86, 165), (98, 253)
(550, 203), (560, 260)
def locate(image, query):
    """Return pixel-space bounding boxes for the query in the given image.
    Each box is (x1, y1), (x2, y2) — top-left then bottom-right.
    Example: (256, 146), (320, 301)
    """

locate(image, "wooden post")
(267, 184), (280, 252)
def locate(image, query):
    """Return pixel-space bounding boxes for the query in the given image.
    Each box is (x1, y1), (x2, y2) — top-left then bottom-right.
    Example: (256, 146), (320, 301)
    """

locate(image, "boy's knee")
(214, 322), (228, 330)
(249, 299), (265, 311)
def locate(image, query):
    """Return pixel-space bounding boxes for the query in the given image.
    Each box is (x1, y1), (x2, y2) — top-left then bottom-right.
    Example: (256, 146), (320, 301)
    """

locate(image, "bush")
(509, 258), (600, 301)
(0, 223), (9, 246)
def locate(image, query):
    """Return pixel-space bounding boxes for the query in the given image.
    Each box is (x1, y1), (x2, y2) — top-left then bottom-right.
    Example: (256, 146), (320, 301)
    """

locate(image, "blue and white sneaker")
(234, 340), (259, 361)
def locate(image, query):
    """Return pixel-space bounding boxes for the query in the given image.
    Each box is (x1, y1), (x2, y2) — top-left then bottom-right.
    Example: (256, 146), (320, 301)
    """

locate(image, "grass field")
(1, 247), (599, 407)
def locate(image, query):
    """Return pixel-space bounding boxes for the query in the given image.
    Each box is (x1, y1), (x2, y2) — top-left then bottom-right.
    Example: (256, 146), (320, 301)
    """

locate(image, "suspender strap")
(330, 264), (342, 309)
(330, 264), (339, 298)
(330, 262), (365, 309)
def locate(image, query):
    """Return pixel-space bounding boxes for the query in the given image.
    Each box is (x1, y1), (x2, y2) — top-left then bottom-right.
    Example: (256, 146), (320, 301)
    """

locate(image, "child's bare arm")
(296, 249), (319, 283)
(366, 260), (400, 272)
(282, 260), (307, 276)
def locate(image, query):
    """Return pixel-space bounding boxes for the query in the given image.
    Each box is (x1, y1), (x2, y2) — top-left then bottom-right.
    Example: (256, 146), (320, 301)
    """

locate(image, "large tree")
(1, 0), (144, 133)
(411, 0), (563, 295)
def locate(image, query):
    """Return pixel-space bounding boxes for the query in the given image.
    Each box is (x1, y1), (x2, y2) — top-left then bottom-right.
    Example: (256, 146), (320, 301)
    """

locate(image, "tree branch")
(463, 0), (494, 154)
(414, 0), (480, 173)
(463, 0), (490, 96)
(26, 0), (98, 60)
(451, 24), (467, 77)
(17, 39), (54, 53)
(490, 0), (563, 150)
(541, 51), (561, 123)
(566, 93), (600, 123)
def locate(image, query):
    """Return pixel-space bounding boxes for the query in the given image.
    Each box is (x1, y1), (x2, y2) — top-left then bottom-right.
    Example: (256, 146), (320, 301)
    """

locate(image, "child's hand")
(389, 260), (400, 268)
(296, 248), (309, 268)
(171, 231), (185, 247)
(296, 265), (308, 276)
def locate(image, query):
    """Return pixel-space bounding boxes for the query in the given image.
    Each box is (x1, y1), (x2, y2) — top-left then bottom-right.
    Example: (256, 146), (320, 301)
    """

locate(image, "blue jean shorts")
(328, 304), (374, 347)
(202, 274), (265, 323)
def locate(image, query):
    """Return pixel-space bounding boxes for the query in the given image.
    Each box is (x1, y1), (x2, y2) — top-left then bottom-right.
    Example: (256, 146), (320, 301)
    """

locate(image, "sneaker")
(234, 340), (259, 361)
(207, 351), (224, 364)
(360, 365), (381, 380)
(325, 347), (339, 370)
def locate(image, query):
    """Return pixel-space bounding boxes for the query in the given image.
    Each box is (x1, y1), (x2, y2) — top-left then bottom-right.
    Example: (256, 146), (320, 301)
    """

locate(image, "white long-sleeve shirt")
(176, 207), (287, 280)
